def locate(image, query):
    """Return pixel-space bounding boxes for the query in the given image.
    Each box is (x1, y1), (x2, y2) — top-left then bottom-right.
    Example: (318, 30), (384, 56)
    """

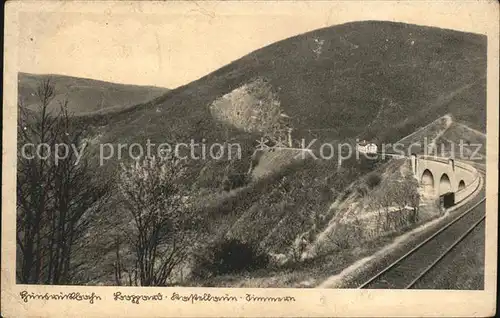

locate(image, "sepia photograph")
(2, 1), (498, 317)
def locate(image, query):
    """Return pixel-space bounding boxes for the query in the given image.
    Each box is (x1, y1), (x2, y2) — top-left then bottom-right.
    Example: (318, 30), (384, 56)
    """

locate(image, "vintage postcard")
(2, 1), (499, 317)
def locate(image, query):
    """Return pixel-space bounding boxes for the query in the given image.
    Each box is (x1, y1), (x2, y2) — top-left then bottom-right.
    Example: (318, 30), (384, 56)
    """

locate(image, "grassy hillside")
(388, 114), (486, 161)
(188, 157), (428, 288)
(18, 72), (169, 116)
(436, 121), (486, 160)
(81, 21), (486, 157)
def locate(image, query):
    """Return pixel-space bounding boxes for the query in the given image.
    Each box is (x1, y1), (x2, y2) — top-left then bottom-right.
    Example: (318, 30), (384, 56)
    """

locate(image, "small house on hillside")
(357, 140), (378, 154)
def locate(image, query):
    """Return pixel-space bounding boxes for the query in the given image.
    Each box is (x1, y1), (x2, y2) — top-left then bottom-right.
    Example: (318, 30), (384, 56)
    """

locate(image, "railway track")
(358, 167), (485, 289)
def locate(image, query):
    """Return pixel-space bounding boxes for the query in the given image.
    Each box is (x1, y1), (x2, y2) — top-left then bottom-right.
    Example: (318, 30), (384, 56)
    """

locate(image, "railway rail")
(358, 166), (485, 289)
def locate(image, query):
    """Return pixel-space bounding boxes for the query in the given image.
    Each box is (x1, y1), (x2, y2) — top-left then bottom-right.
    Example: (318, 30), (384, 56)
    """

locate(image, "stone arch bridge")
(410, 154), (481, 204)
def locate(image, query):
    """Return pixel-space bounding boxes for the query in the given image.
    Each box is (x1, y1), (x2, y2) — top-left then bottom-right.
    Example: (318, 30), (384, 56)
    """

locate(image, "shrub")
(191, 238), (269, 279)
(315, 220), (363, 256)
(358, 157), (380, 173)
(366, 172), (382, 189)
(223, 173), (248, 191)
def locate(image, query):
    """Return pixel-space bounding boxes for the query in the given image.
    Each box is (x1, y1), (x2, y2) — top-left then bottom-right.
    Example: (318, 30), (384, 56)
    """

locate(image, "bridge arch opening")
(458, 180), (466, 191)
(421, 169), (434, 195)
(439, 173), (452, 195)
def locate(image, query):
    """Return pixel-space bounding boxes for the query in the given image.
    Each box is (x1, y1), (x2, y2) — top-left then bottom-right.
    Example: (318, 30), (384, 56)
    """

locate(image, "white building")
(357, 140), (378, 154)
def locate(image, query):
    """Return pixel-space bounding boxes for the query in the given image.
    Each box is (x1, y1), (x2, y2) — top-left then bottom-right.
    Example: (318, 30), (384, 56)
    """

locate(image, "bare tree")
(118, 157), (200, 286)
(17, 78), (109, 284)
(392, 175), (420, 224)
(371, 171), (420, 233)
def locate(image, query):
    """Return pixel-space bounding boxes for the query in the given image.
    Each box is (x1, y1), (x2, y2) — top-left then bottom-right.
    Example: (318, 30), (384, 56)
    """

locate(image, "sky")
(17, 1), (493, 89)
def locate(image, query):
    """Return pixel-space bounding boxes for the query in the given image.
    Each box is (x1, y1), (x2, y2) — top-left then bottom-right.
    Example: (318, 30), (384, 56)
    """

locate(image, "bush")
(366, 172), (382, 189)
(222, 173), (248, 191)
(358, 157), (380, 173)
(191, 238), (269, 279)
